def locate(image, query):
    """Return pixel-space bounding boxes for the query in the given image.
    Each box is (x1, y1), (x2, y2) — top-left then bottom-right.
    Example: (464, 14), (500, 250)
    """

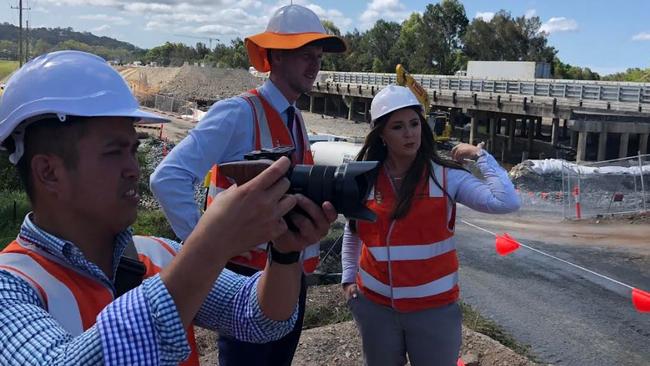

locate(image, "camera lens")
(289, 161), (378, 222)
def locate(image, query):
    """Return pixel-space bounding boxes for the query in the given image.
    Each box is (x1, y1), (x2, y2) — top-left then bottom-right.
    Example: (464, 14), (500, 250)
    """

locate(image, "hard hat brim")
(245, 32), (347, 72)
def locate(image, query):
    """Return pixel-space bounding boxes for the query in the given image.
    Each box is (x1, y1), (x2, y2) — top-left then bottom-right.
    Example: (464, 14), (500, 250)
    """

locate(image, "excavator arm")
(395, 64), (452, 143)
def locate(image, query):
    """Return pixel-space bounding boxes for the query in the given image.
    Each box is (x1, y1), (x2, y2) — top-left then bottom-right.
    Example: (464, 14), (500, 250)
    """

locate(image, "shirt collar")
(259, 79), (296, 115)
(18, 212), (133, 282)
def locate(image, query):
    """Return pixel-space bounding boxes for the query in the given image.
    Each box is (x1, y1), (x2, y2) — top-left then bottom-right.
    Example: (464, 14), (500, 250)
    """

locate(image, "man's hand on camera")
(191, 157), (297, 260)
(272, 194), (337, 253)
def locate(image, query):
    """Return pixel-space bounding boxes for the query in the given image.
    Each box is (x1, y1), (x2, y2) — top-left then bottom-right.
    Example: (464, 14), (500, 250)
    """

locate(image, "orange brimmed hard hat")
(245, 4), (347, 72)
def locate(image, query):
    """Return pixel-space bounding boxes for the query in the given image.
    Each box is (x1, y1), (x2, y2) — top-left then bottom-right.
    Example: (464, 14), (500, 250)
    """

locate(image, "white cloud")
(305, 4), (353, 30)
(540, 17), (578, 34)
(475, 11), (494, 22)
(632, 32), (650, 41)
(360, 0), (411, 29)
(35, 1), (353, 44)
(91, 24), (110, 32)
(78, 14), (129, 25)
(525, 9), (537, 18)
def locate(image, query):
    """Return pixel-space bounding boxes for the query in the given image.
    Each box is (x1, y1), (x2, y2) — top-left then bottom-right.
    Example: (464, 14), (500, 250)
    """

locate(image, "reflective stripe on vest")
(205, 89), (319, 273)
(0, 252), (84, 335)
(357, 162), (459, 312)
(367, 236), (455, 261)
(358, 268), (459, 299)
(0, 235), (200, 365)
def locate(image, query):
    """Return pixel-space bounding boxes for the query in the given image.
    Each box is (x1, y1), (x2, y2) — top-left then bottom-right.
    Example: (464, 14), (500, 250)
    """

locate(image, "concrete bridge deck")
(303, 71), (650, 162)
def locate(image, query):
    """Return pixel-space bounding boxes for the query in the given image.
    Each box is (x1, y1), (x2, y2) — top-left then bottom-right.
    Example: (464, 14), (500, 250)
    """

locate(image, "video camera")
(219, 146), (378, 222)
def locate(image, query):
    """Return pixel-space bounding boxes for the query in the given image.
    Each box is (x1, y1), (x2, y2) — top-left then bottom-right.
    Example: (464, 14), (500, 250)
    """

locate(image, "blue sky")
(2, 0), (649, 75)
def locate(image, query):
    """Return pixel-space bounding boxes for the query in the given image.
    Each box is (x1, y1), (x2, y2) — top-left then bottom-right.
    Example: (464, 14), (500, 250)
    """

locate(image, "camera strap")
(114, 239), (146, 298)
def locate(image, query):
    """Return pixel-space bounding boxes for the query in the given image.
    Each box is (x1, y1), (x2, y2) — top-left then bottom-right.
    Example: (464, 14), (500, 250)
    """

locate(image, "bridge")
(300, 71), (650, 162)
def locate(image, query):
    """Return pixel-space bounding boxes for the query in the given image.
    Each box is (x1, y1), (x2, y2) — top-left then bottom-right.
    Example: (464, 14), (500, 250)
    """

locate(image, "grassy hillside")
(0, 60), (19, 81)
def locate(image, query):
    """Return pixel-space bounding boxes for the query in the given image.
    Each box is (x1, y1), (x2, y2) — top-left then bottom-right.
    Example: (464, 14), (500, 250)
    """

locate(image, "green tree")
(418, 0), (469, 74)
(552, 58), (600, 80)
(463, 11), (556, 63)
(602, 67), (650, 82)
(364, 20), (402, 72)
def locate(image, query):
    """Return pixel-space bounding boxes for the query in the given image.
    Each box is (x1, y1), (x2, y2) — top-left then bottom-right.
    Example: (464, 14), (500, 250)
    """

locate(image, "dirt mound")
(160, 65), (262, 102)
(120, 66), (182, 95)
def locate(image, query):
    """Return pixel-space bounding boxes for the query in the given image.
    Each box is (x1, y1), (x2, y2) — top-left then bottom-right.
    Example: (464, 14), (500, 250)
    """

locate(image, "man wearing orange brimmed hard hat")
(150, 4), (346, 366)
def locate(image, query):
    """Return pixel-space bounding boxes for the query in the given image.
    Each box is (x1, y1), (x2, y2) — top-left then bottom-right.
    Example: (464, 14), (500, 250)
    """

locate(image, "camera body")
(224, 146), (378, 222)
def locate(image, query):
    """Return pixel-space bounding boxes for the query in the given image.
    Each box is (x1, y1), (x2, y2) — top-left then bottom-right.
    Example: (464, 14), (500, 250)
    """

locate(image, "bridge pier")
(597, 128), (608, 161)
(323, 96), (328, 115)
(640, 133), (649, 154)
(348, 97), (355, 120)
(309, 95), (315, 113)
(508, 117), (515, 152)
(527, 119), (534, 155)
(619, 133), (630, 158)
(489, 117), (497, 153)
(469, 114), (478, 144)
(364, 100), (369, 123)
(577, 131), (588, 162)
(551, 118), (560, 146)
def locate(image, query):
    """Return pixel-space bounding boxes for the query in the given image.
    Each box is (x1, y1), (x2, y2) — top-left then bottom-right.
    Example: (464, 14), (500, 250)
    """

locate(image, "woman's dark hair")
(349, 106), (465, 231)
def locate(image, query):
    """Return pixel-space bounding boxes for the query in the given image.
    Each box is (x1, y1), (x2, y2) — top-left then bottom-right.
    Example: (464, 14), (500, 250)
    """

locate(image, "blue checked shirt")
(0, 214), (298, 365)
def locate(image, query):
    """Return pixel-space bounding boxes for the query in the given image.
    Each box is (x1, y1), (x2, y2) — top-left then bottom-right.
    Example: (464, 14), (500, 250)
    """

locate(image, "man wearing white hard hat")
(0, 50), (336, 365)
(150, 4), (346, 365)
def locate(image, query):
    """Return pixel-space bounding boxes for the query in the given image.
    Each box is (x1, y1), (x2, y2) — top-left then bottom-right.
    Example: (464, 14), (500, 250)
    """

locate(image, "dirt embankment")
(194, 285), (540, 366)
(120, 65), (261, 102)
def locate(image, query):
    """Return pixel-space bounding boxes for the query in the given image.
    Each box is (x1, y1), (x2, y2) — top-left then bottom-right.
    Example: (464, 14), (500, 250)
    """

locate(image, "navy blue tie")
(286, 106), (295, 145)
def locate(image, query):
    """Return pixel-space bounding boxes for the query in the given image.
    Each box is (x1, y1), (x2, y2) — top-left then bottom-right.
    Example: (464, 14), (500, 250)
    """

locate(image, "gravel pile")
(160, 65), (263, 102)
(136, 136), (205, 211)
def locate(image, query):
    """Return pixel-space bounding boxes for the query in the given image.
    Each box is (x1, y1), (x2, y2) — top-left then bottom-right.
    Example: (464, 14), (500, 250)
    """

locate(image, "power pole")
(11, 0), (30, 66)
(25, 20), (29, 61)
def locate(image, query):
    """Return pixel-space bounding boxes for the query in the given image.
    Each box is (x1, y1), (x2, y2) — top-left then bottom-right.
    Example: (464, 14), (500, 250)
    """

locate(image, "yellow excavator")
(395, 64), (453, 144)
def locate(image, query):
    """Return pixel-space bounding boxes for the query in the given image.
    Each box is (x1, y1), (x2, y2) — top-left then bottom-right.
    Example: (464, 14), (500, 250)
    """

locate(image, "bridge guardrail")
(323, 71), (650, 105)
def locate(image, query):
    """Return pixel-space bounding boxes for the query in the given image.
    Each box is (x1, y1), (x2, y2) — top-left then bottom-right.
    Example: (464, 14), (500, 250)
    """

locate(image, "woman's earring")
(381, 139), (386, 146)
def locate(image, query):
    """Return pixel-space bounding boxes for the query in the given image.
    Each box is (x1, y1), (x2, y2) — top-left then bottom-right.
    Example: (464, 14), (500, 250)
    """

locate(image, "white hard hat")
(370, 85), (421, 126)
(245, 4), (346, 72)
(0, 50), (168, 164)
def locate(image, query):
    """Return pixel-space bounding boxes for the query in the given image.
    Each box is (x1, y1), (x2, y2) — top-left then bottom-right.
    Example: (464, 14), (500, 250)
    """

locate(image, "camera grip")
(218, 159), (275, 185)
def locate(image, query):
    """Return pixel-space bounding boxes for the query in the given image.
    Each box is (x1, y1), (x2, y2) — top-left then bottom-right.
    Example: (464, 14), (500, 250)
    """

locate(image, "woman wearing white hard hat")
(341, 85), (520, 365)
(150, 4), (345, 366)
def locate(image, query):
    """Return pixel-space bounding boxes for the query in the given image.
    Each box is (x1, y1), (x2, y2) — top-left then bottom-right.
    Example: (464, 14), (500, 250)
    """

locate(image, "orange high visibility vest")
(357, 163), (459, 312)
(0, 236), (200, 365)
(206, 89), (320, 273)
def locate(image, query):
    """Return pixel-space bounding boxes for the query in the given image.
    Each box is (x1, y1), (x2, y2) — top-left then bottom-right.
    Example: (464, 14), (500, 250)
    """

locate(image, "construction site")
(119, 64), (650, 366)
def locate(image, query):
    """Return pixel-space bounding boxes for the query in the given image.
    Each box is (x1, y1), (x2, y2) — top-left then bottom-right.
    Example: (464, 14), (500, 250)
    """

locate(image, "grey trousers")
(348, 292), (462, 366)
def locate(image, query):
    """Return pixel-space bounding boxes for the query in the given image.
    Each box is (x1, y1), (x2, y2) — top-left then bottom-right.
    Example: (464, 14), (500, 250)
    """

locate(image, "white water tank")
(311, 141), (362, 166)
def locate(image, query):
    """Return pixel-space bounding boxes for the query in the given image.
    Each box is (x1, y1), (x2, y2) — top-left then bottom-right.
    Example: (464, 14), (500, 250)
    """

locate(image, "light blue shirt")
(151, 79), (298, 240)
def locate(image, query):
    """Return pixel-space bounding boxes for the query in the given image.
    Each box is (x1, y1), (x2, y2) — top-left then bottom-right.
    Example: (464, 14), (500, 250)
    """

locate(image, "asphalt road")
(456, 210), (650, 366)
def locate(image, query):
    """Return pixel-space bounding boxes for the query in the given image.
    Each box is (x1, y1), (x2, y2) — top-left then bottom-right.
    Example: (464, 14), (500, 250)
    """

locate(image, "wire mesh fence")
(139, 94), (198, 117)
(561, 154), (649, 219)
